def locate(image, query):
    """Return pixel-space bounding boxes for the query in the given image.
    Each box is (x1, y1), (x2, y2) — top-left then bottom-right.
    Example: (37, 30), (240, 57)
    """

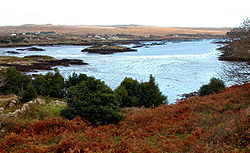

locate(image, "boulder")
(35, 99), (42, 104)
(0, 107), (4, 113)
(9, 100), (17, 107)
(21, 104), (29, 112)
(13, 109), (21, 117)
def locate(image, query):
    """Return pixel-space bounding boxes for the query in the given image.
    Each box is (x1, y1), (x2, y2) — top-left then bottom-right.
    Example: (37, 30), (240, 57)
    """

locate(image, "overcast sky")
(0, 0), (249, 27)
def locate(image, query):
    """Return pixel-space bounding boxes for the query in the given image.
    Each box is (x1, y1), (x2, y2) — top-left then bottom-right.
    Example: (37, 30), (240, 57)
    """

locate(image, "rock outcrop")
(0, 58), (88, 72)
(17, 47), (45, 51)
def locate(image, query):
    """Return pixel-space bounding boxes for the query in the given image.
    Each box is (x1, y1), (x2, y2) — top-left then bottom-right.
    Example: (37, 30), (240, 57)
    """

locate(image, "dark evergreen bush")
(199, 77), (225, 96)
(115, 77), (141, 107)
(140, 75), (167, 108)
(115, 75), (167, 108)
(65, 72), (88, 88)
(0, 68), (31, 95)
(61, 76), (123, 125)
(33, 69), (65, 98)
(21, 81), (38, 102)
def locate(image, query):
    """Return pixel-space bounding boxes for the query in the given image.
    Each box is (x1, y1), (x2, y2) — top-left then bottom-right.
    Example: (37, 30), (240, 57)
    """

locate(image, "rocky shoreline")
(217, 43), (250, 64)
(0, 38), (210, 48)
(0, 56), (88, 73)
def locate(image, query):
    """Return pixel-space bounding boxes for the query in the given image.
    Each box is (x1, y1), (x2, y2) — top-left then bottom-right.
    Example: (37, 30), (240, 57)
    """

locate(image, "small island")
(6, 51), (21, 54)
(81, 45), (137, 54)
(17, 47), (45, 51)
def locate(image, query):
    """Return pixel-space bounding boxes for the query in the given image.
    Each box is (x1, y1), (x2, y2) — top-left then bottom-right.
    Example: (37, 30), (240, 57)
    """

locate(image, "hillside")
(0, 25), (229, 36)
(0, 25), (229, 47)
(0, 83), (249, 152)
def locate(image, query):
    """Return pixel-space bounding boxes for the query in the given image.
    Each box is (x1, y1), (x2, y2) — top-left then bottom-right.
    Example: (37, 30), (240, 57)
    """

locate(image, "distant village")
(6, 31), (161, 41)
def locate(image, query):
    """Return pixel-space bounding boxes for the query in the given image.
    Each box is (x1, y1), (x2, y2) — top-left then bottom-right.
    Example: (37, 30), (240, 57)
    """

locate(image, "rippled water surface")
(0, 39), (227, 103)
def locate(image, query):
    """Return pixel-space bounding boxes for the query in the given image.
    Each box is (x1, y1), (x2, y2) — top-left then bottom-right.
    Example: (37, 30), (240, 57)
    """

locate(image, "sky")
(0, 0), (249, 27)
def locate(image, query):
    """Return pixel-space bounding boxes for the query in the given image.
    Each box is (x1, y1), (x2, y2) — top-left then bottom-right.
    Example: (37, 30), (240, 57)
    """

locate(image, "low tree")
(226, 17), (249, 40)
(0, 68), (31, 95)
(223, 18), (250, 61)
(61, 76), (123, 125)
(22, 81), (38, 102)
(33, 75), (47, 96)
(140, 75), (167, 108)
(219, 18), (249, 85)
(115, 77), (141, 107)
(65, 72), (88, 88)
(115, 75), (167, 108)
(199, 77), (225, 96)
(33, 69), (65, 98)
(220, 62), (249, 85)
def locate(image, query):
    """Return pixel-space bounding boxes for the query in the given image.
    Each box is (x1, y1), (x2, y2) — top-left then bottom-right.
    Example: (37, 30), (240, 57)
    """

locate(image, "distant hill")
(0, 24), (230, 36)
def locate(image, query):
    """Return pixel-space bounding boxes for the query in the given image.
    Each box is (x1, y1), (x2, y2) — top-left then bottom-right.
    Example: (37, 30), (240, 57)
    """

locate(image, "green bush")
(21, 81), (38, 102)
(140, 75), (167, 108)
(115, 77), (141, 107)
(115, 75), (167, 108)
(61, 76), (123, 125)
(0, 68), (31, 96)
(65, 72), (88, 88)
(199, 77), (225, 96)
(33, 69), (65, 98)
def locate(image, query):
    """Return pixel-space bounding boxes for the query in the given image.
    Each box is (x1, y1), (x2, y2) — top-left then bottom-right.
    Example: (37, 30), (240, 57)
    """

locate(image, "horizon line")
(0, 24), (234, 29)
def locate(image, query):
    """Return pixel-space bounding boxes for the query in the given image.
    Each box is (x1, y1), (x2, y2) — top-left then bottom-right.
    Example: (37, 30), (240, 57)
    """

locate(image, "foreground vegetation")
(0, 83), (249, 152)
(0, 69), (166, 126)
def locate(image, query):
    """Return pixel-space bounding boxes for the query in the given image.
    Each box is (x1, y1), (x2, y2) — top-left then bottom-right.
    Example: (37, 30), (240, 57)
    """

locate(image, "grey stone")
(13, 109), (21, 117)
(11, 100), (16, 104)
(0, 107), (4, 113)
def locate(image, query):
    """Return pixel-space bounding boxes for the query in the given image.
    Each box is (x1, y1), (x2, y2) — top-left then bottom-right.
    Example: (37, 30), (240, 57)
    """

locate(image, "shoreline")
(0, 37), (223, 48)
(216, 41), (250, 64)
(0, 55), (88, 73)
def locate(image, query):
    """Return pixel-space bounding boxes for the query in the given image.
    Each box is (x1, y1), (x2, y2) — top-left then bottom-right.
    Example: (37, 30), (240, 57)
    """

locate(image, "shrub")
(65, 72), (88, 88)
(140, 75), (167, 108)
(33, 75), (47, 96)
(33, 69), (65, 98)
(115, 77), (141, 107)
(0, 68), (31, 96)
(21, 81), (38, 102)
(115, 75), (167, 108)
(199, 77), (225, 96)
(61, 76), (123, 125)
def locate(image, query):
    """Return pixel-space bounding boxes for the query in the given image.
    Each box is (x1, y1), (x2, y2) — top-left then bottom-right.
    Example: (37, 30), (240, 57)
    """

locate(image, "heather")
(0, 83), (249, 152)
